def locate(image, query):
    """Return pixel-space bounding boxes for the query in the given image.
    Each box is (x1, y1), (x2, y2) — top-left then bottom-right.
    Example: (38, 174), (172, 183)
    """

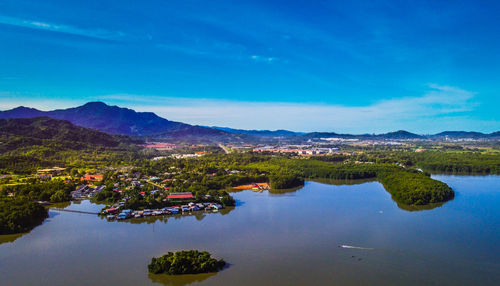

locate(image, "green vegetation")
(0, 179), (72, 234)
(377, 170), (454, 205)
(148, 250), (226, 275)
(333, 149), (500, 174)
(0, 198), (48, 235)
(414, 151), (500, 174)
(1, 180), (75, 203)
(269, 170), (304, 189)
(0, 117), (147, 174)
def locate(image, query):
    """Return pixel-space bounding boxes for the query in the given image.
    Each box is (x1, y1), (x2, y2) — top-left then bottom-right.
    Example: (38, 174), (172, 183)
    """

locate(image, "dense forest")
(336, 150), (500, 174)
(377, 170), (454, 205)
(148, 250), (226, 275)
(414, 151), (500, 174)
(1, 180), (75, 203)
(0, 198), (48, 235)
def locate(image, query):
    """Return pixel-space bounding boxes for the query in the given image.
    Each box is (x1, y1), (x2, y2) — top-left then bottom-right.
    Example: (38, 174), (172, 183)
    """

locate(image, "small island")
(148, 250), (226, 275)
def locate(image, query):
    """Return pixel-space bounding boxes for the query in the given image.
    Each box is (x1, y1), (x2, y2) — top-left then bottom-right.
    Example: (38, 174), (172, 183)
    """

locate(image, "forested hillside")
(0, 117), (144, 173)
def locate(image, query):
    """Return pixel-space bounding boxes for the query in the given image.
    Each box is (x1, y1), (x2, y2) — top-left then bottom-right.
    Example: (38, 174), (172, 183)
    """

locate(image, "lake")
(0, 175), (499, 285)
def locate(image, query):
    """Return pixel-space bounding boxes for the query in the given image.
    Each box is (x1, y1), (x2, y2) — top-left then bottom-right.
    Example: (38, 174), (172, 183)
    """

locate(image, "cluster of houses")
(253, 146), (337, 155)
(102, 193), (224, 221)
(71, 185), (105, 200)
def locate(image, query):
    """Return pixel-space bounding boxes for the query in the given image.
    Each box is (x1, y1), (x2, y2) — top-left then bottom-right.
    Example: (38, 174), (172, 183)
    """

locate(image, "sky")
(0, 0), (499, 133)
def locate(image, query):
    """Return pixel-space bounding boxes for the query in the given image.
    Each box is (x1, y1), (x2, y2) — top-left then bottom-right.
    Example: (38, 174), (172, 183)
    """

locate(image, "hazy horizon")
(1, 100), (498, 135)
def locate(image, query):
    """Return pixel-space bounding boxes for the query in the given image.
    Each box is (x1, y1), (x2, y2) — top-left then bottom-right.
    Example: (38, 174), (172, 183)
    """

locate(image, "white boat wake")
(339, 245), (374, 250)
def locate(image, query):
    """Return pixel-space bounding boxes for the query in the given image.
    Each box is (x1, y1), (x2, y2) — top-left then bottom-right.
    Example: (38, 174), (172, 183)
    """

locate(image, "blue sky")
(0, 0), (499, 133)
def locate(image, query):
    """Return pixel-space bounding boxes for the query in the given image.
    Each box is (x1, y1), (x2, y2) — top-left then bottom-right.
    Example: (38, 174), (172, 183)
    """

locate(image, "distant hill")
(296, 130), (420, 140)
(376, 130), (422, 139)
(212, 127), (301, 137)
(0, 102), (228, 138)
(432, 131), (489, 139)
(489, 131), (500, 138)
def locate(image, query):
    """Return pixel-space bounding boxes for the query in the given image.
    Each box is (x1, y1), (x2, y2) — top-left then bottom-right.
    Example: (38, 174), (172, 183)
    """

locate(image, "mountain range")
(0, 102), (227, 139)
(0, 102), (498, 141)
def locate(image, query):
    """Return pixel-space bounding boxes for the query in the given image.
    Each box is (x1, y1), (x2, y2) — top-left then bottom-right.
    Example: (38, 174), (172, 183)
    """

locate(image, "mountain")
(0, 102), (227, 138)
(212, 127), (301, 137)
(376, 130), (422, 139)
(0, 106), (45, 118)
(433, 131), (487, 139)
(489, 131), (500, 138)
(0, 117), (133, 152)
(297, 130), (421, 140)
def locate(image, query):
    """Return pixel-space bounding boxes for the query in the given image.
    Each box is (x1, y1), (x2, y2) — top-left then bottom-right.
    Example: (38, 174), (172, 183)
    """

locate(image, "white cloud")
(128, 84), (492, 133)
(0, 15), (125, 40)
(1, 85), (496, 133)
(250, 55), (278, 63)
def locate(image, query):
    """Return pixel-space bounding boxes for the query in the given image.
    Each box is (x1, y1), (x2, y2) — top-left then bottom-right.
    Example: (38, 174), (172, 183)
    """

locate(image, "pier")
(51, 208), (99, 215)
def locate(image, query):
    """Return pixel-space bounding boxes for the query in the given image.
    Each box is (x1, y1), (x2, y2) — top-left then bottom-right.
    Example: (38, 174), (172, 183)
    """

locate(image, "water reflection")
(50, 201), (72, 208)
(148, 272), (217, 286)
(0, 233), (24, 245)
(396, 201), (446, 211)
(309, 177), (376, 186)
(268, 185), (303, 194)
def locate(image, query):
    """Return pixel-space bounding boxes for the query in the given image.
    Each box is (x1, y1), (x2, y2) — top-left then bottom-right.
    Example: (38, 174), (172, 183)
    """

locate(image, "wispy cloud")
(156, 42), (278, 64)
(0, 15), (125, 40)
(126, 84), (489, 133)
(1, 85), (494, 133)
(250, 55), (278, 63)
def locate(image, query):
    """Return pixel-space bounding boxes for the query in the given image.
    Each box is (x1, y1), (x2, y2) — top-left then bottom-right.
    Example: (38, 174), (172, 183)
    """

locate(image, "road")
(218, 143), (231, 154)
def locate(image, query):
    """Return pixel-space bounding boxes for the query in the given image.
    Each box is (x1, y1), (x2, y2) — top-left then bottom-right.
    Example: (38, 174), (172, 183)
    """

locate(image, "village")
(102, 195), (225, 221)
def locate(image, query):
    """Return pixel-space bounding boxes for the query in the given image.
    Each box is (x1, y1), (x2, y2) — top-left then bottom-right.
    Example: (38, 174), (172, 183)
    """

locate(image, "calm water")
(0, 175), (499, 286)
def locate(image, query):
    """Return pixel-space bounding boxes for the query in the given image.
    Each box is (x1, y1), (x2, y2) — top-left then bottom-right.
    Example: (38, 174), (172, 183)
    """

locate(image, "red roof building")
(81, 174), (104, 182)
(167, 192), (194, 200)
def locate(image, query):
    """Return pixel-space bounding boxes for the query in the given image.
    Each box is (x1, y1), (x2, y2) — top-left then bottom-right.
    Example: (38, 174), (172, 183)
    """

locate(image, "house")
(70, 184), (95, 199)
(93, 185), (105, 194)
(167, 192), (194, 200)
(81, 174), (104, 182)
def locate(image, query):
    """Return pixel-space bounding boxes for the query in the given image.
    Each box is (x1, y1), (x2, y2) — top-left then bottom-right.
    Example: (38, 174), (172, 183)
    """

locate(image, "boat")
(116, 213), (129, 220)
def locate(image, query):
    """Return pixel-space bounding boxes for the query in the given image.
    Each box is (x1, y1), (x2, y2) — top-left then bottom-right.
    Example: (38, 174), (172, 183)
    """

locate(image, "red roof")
(81, 174), (103, 182)
(167, 194), (194, 199)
